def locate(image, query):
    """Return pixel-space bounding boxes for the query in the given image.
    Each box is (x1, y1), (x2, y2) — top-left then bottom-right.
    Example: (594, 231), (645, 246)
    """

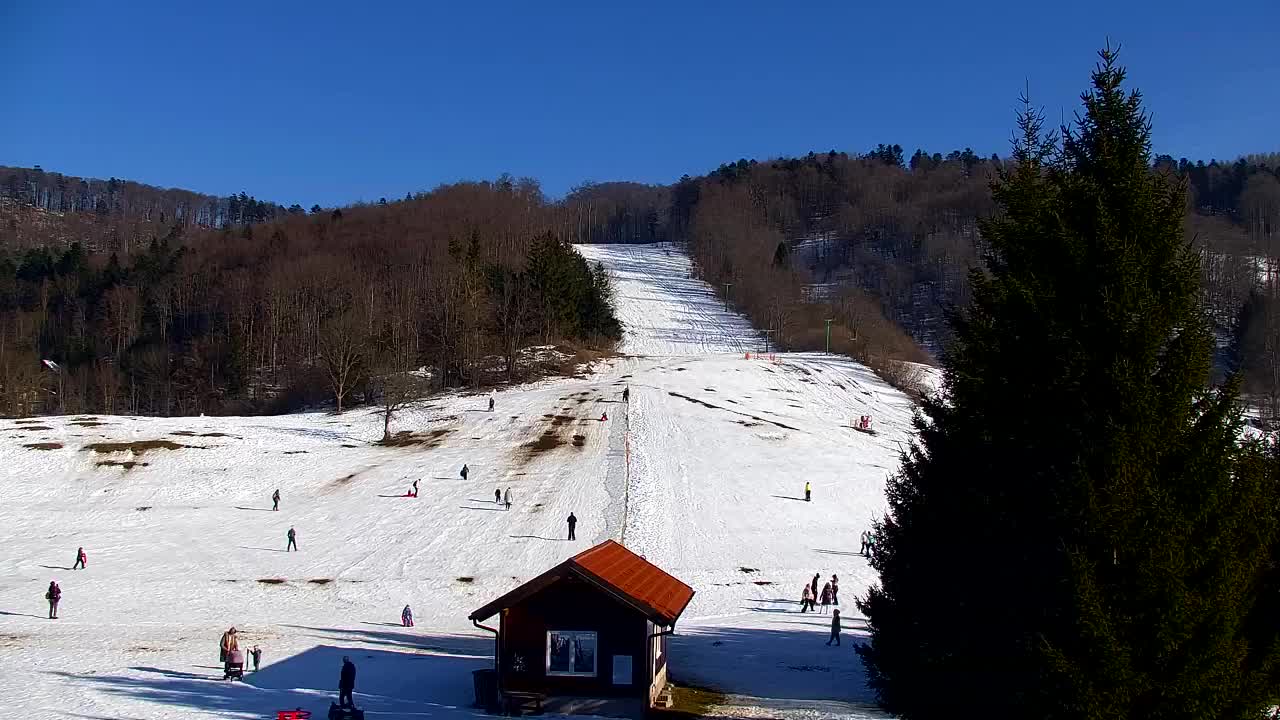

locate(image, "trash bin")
(473, 668), (498, 712)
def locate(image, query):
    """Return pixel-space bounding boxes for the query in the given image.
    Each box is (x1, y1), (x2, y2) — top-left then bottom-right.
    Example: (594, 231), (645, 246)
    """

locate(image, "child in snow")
(600, 412), (608, 422)
(800, 583), (813, 613)
(460, 464), (469, 480)
(286, 527), (298, 552)
(827, 609), (842, 646)
(250, 644), (262, 671)
(46, 580), (61, 619)
(820, 581), (833, 614)
(272, 489), (280, 511)
(805, 481), (811, 501)
(503, 487), (512, 511)
(401, 605), (414, 627)
(72, 547), (86, 570)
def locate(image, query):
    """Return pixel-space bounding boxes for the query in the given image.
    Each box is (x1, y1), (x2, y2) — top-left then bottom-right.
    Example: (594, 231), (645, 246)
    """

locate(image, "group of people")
(494, 487), (512, 510)
(800, 573), (839, 614)
(859, 529), (878, 557)
(218, 626), (263, 679)
(42, 547), (87, 619)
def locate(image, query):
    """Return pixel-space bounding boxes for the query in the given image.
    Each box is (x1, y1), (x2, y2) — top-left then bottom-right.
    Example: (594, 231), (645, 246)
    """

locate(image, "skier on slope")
(272, 489), (281, 511)
(45, 580), (61, 619)
(503, 487), (512, 511)
(286, 527), (298, 552)
(401, 604), (414, 627)
(567, 512), (577, 541)
(72, 546), (86, 570)
(460, 464), (469, 480)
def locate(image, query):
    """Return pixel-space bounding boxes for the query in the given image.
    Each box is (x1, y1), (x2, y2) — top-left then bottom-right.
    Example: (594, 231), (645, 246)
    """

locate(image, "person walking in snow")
(45, 580), (61, 619)
(826, 609), (842, 646)
(250, 644), (262, 672)
(830, 574), (840, 606)
(622, 387), (630, 403)
(338, 656), (357, 707)
(819, 581), (833, 614)
(801, 583), (814, 612)
(503, 487), (512, 511)
(866, 531), (877, 559)
(811, 573), (820, 599)
(567, 512), (577, 541)
(804, 481), (811, 502)
(220, 627), (238, 662)
(72, 546), (86, 570)
(272, 489), (280, 511)
(859, 530), (870, 555)
(286, 527), (298, 552)
(495, 488), (502, 505)
(401, 604), (414, 627)
(460, 464), (469, 480)
(488, 394), (495, 412)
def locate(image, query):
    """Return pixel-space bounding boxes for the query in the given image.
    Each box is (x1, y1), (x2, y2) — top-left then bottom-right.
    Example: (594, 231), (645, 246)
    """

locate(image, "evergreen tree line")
(0, 181), (619, 417)
(858, 48), (1280, 719)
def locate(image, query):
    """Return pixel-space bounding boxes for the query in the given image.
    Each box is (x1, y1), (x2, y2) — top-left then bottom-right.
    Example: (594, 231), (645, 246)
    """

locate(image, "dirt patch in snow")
(524, 429), (565, 454)
(377, 428), (454, 448)
(308, 578), (332, 585)
(572, 434), (586, 447)
(13, 425), (53, 431)
(84, 440), (196, 454)
(97, 460), (149, 470)
(24, 442), (63, 450)
(456, 576), (474, 583)
(258, 578), (286, 585)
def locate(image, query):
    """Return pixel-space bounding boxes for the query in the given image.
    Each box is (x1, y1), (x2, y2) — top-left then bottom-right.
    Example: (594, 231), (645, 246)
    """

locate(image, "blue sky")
(3, 0), (1277, 208)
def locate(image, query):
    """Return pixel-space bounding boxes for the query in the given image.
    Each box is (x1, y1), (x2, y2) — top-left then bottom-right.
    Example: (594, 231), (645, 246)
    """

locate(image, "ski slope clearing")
(0, 243), (909, 719)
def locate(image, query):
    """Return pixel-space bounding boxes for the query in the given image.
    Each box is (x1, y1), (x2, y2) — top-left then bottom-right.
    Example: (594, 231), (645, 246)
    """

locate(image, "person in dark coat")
(567, 512), (577, 541)
(72, 547), (86, 570)
(460, 464), (469, 480)
(830, 574), (840, 606)
(811, 573), (820, 599)
(495, 488), (502, 504)
(250, 644), (262, 671)
(338, 656), (357, 706)
(622, 387), (630, 402)
(488, 395), (495, 412)
(272, 489), (280, 511)
(826, 609), (842, 646)
(286, 527), (298, 552)
(46, 581), (61, 619)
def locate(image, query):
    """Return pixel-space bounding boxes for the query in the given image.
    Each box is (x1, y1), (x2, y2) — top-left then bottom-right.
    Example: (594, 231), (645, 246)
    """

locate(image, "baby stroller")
(224, 648), (245, 681)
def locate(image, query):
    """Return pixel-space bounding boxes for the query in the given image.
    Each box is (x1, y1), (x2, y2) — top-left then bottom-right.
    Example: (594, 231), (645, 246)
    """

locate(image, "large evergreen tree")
(857, 47), (1280, 719)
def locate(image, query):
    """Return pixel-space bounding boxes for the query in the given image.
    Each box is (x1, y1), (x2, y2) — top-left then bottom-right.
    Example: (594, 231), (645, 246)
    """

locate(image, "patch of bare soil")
(284, 450), (308, 455)
(258, 578), (286, 585)
(377, 428), (454, 448)
(524, 429), (565, 453)
(71, 420), (107, 427)
(308, 578), (332, 585)
(24, 442), (62, 450)
(84, 440), (195, 454)
(14, 419), (44, 425)
(97, 461), (150, 470)
(136, 506), (152, 511)
(572, 435), (586, 447)
(14, 425), (53, 431)
(456, 576), (474, 583)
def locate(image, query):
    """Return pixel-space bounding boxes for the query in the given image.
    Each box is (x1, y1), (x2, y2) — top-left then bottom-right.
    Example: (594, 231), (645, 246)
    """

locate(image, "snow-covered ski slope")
(1, 243), (909, 719)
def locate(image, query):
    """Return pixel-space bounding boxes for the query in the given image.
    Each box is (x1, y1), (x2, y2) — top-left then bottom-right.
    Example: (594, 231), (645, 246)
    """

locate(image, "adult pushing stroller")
(224, 648), (246, 681)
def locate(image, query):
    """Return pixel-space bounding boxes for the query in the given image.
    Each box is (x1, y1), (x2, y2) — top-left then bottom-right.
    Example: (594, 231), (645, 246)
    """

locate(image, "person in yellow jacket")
(804, 481), (811, 502)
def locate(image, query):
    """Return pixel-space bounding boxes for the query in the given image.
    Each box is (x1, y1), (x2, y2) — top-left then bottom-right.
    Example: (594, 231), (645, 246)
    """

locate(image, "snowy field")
(0, 243), (912, 719)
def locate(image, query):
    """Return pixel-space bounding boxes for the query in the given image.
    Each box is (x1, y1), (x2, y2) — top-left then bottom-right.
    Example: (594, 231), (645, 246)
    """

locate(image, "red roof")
(469, 540), (695, 627)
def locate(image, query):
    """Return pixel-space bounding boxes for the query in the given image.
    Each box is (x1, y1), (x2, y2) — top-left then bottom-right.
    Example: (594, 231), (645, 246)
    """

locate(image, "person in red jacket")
(72, 547), (86, 570)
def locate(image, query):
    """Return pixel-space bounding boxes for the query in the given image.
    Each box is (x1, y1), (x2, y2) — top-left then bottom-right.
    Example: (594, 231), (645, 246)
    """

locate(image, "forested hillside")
(0, 180), (618, 416)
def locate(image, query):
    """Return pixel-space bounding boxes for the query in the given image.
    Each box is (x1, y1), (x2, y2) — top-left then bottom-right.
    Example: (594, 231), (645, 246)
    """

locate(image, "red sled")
(277, 711), (311, 720)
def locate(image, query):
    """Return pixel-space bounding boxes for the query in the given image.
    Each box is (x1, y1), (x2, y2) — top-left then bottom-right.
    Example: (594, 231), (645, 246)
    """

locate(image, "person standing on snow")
(250, 644), (262, 672)
(622, 387), (629, 403)
(810, 573), (820, 599)
(826, 609), (842, 646)
(272, 489), (280, 511)
(460, 464), (469, 481)
(804, 481), (811, 502)
(220, 627), (238, 662)
(830, 574), (840, 606)
(859, 530), (870, 555)
(338, 656), (357, 707)
(286, 527), (298, 552)
(72, 546), (86, 570)
(495, 488), (502, 505)
(503, 487), (512, 511)
(488, 394), (495, 412)
(412, 479), (419, 497)
(567, 512), (577, 541)
(600, 411), (608, 422)
(800, 583), (813, 613)
(819, 581), (833, 614)
(401, 604), (414, 627)
(46, 580), (61, 619)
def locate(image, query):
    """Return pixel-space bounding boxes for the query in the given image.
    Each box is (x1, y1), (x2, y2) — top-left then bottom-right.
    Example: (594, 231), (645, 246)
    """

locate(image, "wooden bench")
(501, 691), (546, 716)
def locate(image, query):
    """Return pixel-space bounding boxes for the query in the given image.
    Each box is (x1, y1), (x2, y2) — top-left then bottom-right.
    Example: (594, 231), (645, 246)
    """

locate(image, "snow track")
(1, 243), (908, 719)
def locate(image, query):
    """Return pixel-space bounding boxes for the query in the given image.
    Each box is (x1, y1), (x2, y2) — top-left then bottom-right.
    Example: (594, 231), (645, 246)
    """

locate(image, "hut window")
(546, 630), (597, 677)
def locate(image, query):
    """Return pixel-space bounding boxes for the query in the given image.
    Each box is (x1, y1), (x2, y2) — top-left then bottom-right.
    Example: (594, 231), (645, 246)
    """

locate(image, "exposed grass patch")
(136, 506), (152, 512)
(84, 440), (194, 454)
(523, 429), (565, 454)
(377, 428), (454, 448)
(752, 580), (774, 586)
(257, 578), (286, 585)
(24, 442), (62, 450)
(171, 431), (196, 436)
(571, 435), (586, 447)
(650, 684), (727, 719)
(71, 420), (106, 427)
(14, 425), (53, 431)
(97, 460), (149, 470)
(14, 419), (43, 424)
(284, 450), (308, 455)
(308, 578), (332, 585)
(456, 576), (474, 583)
(738, 567), (758, 574)
(550, 415), (575, 426)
